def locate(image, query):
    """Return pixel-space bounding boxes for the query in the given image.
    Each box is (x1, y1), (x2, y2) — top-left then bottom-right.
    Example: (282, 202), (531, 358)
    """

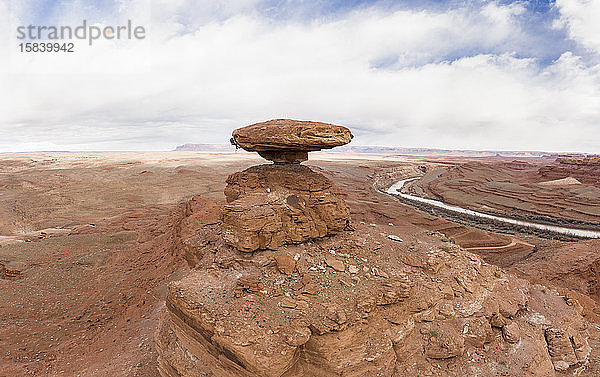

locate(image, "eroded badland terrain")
(2, 150), (600, 376)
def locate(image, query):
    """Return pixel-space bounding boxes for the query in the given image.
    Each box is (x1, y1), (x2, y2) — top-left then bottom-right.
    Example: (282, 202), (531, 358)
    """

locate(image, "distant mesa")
(173, 142), (555, 159)
(230, 119), (353, 163)
(173, 143), (235, 152)
(539, 155), (600, 186)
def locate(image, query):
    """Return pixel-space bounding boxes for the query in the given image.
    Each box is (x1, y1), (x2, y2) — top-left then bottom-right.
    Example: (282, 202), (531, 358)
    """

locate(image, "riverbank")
(385, 178), (600, 241)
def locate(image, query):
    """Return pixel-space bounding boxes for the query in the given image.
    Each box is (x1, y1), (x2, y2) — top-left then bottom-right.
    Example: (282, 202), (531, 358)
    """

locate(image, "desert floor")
(1, 152), (600, 376)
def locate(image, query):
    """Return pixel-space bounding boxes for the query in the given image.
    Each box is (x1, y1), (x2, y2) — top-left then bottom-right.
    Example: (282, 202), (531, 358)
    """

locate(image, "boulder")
(274, 254), (296, 275)
(231, 119), (353, 164)
(545, 327), (578, 369)
(502, 321), (520, 343)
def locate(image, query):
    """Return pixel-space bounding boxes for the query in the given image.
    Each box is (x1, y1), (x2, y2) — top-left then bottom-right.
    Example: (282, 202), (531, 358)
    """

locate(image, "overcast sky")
(0, 0), (599, 153)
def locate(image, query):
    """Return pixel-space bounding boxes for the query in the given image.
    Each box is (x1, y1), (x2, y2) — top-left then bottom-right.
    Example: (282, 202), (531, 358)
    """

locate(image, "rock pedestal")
(222, 164), (350, 252)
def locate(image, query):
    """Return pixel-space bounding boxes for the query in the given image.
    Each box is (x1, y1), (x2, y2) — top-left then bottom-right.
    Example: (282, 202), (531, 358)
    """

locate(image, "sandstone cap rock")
(231, 119), (353, 163)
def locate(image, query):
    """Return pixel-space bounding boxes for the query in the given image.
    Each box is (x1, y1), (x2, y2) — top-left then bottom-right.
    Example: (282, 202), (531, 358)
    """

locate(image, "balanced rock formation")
(231, 119), (353, 164)
(156, 122), (591, 377)
(222, 120), (353, 252)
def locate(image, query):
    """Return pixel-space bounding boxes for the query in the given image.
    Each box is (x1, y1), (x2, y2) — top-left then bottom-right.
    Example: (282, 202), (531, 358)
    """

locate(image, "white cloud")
(0, 0), (599, 153)
(555, 0), (600, 54)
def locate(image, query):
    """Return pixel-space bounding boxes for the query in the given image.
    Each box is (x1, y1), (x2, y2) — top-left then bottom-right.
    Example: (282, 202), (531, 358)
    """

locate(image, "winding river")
(386, 178), (600, 239)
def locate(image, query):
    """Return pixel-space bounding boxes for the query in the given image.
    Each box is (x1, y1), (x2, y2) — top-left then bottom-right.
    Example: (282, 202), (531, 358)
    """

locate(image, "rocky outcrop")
(231, 119), (353, 163)
(0, 261), (23, 279)
(539, 156), (600, 186)
(156, 122), (591, 377)
(222, 164), (350, 252)
(156, 215), (591, 376)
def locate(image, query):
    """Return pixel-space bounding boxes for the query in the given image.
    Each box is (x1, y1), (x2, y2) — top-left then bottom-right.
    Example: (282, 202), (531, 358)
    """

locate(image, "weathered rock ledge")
(156, 206), (591, 377)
